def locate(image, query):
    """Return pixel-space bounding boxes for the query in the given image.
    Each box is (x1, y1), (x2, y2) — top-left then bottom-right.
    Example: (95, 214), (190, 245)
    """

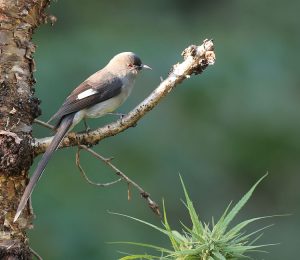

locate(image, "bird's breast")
(84, 79), (135, 119)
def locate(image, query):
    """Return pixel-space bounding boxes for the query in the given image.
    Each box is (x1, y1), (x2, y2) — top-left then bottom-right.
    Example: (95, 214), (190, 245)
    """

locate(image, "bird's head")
(107, 52), (152, 77)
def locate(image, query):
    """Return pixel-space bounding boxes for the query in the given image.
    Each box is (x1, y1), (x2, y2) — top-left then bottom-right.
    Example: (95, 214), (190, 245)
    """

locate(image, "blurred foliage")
(29, 0), (299, 259)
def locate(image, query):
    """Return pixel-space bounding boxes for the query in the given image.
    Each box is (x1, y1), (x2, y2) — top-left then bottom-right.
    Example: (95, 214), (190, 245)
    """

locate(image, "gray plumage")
(50, 73), (123, 128)
(14, 52), (151, 222)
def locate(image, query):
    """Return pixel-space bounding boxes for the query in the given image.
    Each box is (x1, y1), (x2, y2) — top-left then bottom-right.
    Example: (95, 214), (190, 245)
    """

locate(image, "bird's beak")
(142, 64), (152, 70)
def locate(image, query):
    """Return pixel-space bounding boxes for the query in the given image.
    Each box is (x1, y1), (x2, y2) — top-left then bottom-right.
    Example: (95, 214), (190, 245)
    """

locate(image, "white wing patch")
(77, 89), (98, 100)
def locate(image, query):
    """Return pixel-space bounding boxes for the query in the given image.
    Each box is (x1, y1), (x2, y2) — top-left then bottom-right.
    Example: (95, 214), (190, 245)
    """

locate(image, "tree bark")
(0, 1), (216, 259)
(0, 0), (49, 259)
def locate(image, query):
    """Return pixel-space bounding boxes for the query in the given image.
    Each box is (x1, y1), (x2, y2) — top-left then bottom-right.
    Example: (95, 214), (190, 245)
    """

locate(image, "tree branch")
(76, 147), (122, 187)
(77, 145), (161, 215)
(34, 119), (161, 215)
(33, 39), (215, 156)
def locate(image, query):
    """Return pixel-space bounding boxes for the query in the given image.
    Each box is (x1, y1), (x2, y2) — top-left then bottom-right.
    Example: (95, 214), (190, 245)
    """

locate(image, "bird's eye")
(128, 63), (133, 68)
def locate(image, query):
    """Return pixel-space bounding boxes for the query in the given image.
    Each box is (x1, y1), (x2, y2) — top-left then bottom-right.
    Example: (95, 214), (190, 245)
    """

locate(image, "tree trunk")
(0, 0), (49, 259)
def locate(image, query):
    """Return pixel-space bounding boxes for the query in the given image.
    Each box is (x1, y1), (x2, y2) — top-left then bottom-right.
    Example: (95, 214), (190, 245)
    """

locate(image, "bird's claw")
(108, 112), (126, 120)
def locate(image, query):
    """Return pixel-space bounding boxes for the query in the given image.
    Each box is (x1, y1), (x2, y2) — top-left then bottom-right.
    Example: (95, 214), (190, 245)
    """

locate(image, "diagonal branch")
(77, 145), (160, 215)
(34, 119), (161, 215)
(32, 39), (215, 155)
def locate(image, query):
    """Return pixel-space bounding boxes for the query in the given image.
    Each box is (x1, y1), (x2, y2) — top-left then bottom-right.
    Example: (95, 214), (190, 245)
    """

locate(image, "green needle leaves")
(114, 173), (278, 260)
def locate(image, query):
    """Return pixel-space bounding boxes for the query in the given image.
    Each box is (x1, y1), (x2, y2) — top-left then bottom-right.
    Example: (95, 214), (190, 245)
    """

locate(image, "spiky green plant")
(113, 173), (276, 259)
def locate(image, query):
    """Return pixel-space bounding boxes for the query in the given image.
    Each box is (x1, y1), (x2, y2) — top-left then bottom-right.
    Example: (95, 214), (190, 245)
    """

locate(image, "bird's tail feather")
(14, 114), (75, 222)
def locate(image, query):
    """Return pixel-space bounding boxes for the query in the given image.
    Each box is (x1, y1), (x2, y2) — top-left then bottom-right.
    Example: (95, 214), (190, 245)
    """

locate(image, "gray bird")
(14, 52), (151, 222)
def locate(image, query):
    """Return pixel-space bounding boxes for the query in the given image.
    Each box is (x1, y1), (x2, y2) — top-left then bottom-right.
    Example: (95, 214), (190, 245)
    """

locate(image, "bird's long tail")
(14, 114), (75, 222)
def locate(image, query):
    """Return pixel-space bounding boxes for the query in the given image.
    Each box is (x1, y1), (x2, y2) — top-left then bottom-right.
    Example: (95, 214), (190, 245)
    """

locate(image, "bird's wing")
(49, 72), (123, 123)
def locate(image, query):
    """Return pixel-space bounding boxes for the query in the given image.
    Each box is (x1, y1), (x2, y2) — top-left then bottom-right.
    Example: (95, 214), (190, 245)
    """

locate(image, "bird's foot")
(107, 112), (126, 120)
(83, 119), (91, 133)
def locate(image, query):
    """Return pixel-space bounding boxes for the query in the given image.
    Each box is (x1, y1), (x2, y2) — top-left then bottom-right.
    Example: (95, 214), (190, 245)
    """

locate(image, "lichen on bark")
(0, 0), (50, 258)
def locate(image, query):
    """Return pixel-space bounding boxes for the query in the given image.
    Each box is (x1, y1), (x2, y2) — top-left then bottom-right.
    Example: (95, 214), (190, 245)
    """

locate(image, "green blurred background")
(29, 0), (299, 259)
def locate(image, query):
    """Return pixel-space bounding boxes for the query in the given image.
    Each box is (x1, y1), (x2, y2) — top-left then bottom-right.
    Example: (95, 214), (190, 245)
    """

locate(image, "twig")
(30, 247), (43, 260)
(79, 145), (160, 216)
(75, 147), (122, 187)
(33, 119), (160, 215)
(32, 39), (215, 155)
(34, 119), (55, 130)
